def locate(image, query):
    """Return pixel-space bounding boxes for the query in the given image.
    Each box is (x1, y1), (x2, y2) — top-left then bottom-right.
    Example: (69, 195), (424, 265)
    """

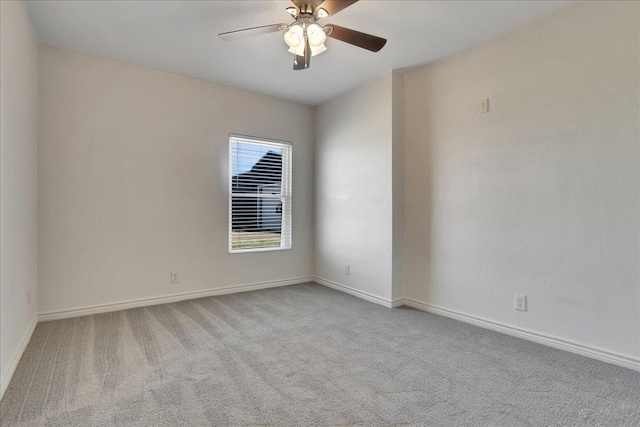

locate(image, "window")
(229, 135), (292, 253)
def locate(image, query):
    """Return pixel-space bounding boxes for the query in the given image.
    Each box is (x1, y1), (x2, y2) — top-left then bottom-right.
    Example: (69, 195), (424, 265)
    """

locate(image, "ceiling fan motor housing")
(293, 0), (326, 16)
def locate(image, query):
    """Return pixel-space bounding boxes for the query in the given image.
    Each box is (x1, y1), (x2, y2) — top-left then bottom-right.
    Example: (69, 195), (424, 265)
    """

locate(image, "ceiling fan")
(219, 0), (387, 70)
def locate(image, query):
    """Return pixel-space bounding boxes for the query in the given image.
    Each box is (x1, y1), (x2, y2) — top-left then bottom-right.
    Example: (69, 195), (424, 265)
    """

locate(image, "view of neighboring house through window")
(229, 135), (292, 252)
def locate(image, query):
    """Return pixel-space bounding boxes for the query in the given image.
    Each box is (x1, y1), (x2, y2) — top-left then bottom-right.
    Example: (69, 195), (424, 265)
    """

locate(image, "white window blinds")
(229, 135), (292, 253)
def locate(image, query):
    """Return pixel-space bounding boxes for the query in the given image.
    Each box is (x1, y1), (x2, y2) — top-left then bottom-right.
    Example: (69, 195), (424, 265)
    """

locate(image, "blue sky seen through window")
(231, 141), (283, 175)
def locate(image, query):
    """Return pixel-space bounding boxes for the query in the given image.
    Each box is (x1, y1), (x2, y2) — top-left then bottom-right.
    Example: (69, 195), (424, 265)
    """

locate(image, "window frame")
(228, 134), (292, 254)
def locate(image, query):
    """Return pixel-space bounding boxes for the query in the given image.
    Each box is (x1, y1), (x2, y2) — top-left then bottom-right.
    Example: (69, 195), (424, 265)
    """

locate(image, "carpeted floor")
(1, 283), (639, 426)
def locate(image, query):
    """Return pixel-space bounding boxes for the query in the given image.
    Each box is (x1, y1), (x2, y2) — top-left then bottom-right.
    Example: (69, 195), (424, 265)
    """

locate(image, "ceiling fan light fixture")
(310, 44), (327, 56)
(285, 6), (297, 16)
(285, 22), (327, 57)
(307, 23), (326, 47)
(288, 45), (305, 56)
(283, 24), (304, 49)
(316, 8), (329, 18)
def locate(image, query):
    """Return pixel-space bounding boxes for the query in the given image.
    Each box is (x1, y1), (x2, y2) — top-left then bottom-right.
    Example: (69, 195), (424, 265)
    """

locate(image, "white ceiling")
(26, 0), (570, 105)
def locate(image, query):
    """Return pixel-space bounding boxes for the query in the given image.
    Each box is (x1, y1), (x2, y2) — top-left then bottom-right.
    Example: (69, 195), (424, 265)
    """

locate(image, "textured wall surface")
(391, 73), (405, 301)
(0, 0), (39, 395)
(404, 1), (639, 359)
(315, 73), (395, 301)
(37, 44), (315, 314)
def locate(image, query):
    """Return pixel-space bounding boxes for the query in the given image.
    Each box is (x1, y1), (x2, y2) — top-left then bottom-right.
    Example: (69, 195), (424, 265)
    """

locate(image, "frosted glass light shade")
(310, 44), (327, 56)
(307, 24), (326, 47)
(284, 24), (303, 48)
(288, 45), (305, 56)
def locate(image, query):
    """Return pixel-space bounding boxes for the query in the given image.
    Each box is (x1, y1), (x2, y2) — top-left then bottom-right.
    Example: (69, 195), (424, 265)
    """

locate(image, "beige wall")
(404, 1), (639, 361)
(315, 72), (404, 304)
(37, 43), (315, 315)
(0, 0), (39, 397)
(391, 73), (405, 301)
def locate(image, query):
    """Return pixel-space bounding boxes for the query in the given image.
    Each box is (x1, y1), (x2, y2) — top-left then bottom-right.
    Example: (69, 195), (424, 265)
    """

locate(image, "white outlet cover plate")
(480, 98), (489, 113)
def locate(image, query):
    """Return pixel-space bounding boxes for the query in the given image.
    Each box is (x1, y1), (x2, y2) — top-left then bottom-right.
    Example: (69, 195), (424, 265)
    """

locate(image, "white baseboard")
(401, 298), (640, 372)
(313, 276), (403, 308)
(1, 316), (38, 401)
(38, 276), (314, 322)
(390, 298), (406, 308)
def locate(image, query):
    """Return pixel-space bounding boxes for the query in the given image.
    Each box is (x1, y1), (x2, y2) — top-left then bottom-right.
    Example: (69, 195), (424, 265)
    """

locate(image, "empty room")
(1, 0), (638, 425)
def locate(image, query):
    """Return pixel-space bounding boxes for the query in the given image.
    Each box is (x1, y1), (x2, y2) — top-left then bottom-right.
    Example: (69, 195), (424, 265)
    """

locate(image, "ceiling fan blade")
(326, 24), (386, 52)
(219, 24), (285, 41)
(293, 37), (311, 70)
(316, 0), (359, 17)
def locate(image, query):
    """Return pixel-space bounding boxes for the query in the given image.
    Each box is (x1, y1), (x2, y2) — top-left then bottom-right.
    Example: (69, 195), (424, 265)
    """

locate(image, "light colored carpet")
(1, 283), (639, 426)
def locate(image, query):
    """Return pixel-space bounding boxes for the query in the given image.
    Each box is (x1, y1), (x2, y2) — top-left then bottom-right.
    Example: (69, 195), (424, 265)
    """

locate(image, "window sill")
(228, 246), (292, 254)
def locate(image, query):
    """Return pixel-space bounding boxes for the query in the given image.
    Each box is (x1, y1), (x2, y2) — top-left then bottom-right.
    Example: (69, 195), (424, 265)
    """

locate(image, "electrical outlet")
(171, 272), (179, 284)
(28, 291), (31, 309)
(344, 265), (350, 275)
(515, 294), (527, 311)
(480, 98), (489, 114)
